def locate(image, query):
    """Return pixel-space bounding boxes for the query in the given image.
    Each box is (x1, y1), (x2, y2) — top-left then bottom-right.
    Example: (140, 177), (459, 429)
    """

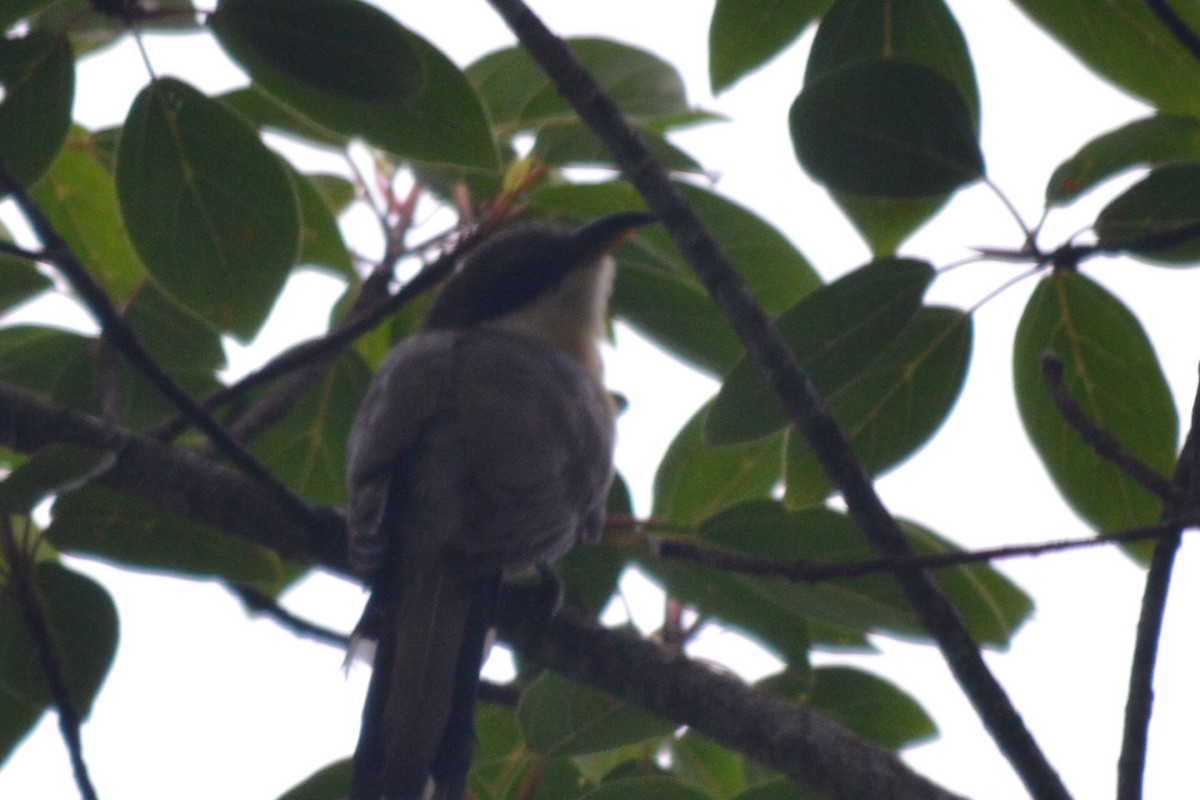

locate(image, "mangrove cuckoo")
(345, 211), (655, 800)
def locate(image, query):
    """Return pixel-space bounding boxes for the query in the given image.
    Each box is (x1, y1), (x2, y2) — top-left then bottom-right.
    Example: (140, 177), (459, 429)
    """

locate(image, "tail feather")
(351, 565), (501, 800)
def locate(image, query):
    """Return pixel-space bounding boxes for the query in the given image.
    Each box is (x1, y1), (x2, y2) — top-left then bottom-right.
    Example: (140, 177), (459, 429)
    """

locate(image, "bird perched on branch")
(345, 211), (655, 800)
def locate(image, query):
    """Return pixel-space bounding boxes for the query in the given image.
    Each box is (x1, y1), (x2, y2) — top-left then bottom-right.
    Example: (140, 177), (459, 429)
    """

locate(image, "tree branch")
(0, 380), (962, 800)
(482, 2), (1069, 797)
(0, 162), (308, 520)
(0, 518), (99, 800)
(497, 587), (967, 800)
(1116, 364), (1200, 799)
(1040, 352), (1177, 503)
(654, 521), (1197, 583)
(1145, 0), (1200, 64)
(0, 381), (347, 570)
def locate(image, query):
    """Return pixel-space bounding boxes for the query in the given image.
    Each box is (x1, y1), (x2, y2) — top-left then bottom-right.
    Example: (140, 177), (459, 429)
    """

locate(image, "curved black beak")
(570, 210), (657, 259)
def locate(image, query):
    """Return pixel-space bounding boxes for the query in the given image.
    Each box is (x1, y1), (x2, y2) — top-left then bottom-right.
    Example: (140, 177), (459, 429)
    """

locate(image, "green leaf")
(1009, 0), (1200, 116)
(249, 352), (370, 505)
(210, 0), (423, 103)
(518, 673), (675, 757)
(768, 666), (936, 749)
(580, 777), (712, 800)
(291, 167), (354, 278)
(692, 500), (1031, 647)
(901, 519), (1033, 646)
(532, 120), (704, 174)
(708, 0), (829, 93)
(653, 403), (784, 527)
(1014, 271), (1177, 535)
(1095, 164), (1200, 264)
(274, 758), (352, 800)
(807, 0), (980, 123)
(0, 445), (113, 515)
(830, 191), (949, 257)
(0, 253), (51, 315)
(1046, 114), (1200, 206)
(0, 562), (118, 764)
(211, 2), (495, 168)
(116, 77), (301, 339)
(0, 325), (93, 403)
(48, 485), (285, 586)
(708, 259), (933, 445)
(30, 128), (147, 301)
(0, 30), (74, 188)
(666, 731), (747, 798)
(790, 60), (983, 198)
(217, 85), (348, 150)
(469, 38), (691, 132)
(784, 307), (972, 506)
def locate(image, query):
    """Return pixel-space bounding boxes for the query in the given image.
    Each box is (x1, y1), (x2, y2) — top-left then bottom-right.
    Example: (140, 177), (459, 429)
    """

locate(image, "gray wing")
(345, 328), (615, 578)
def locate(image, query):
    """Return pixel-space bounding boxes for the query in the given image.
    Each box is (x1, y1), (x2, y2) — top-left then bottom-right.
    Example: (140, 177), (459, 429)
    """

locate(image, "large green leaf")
(708, 0), (830, 93)
(762, 666), (935, 749)
(806, 0), (980, 122)
(1094, 164), (1200, 264)
(691, 500), (1032, 647)
(217, 85), (348, 150)
(665, 731), (747, 799)
(0, 30), (74, 188)
(30, 128), (147, 301)
(468, 38), (692, 133)
(0, 563), (117, 764)
(1009, 0), (1200, 116)
(532, 120), (704, 174)
(248, 352), (369, 506)
(211, 0), (494, 168)
(1014, 271), (1177, 535)
(116, 77), (301, 339)
(48, 485), (285, 587)
(653, 403), (784, 527)
(0, 325), (93, 405)
(790, 60), (983, 198)
(518, 673), (675, 757)
(784, 307), (972, 506)
(0, 254), (51, 315)
(290, 167), (354, 278)
(800, 0), (979, 250)
(210, 0), (424, 104)
(707, 259), (933, 445)
(1046, 114), (1200, 206)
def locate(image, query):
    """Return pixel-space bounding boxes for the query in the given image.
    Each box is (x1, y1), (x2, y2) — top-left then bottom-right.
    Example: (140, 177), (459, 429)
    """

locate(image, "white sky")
(4, 2), (1200, 799)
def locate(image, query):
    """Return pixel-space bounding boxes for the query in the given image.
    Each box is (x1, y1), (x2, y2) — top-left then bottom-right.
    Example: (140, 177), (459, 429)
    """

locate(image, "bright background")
(3, 2), (1199, 798)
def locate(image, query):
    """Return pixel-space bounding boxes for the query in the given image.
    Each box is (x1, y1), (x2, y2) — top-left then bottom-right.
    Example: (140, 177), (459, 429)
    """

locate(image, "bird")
(344, 210), (656, 800)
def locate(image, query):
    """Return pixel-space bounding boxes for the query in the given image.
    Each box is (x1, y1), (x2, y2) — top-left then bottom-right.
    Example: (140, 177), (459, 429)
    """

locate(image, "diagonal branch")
(0, 162), (308, 519)
(1145, 0), (1200, 64)
(482, 1), (1069, 797)
(1116, 364), (1200, 799)
(496, 586), (965, 800)
(1040, 352), (1177, 503)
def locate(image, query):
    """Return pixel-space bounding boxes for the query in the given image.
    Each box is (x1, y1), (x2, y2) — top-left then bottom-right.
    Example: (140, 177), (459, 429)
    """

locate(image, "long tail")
(352, 566), (501, 800)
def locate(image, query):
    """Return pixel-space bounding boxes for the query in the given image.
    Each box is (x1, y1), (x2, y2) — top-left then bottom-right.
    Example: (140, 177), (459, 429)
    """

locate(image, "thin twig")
(482, 2), (1070, 797)
(1115, 364), (1200, 799)
(0, 518), (100, 800)
(1040, 352), (1178, 503)
(0, 161), (312, 520)
(229, 584), (350, 649)
(1145, 0), (1200, 63)
(151, 228), (483, 442)
(654, 520), (1197, 583)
